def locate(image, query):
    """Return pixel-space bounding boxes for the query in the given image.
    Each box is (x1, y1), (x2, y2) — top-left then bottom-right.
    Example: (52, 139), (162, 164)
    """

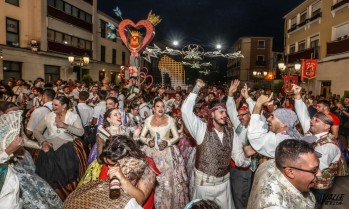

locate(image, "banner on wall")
(283, 75), (298, 95)
(301, 59), (318, 80)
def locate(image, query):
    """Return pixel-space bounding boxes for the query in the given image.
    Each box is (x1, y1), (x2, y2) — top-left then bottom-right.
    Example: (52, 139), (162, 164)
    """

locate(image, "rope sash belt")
(194, 168), (230, 186)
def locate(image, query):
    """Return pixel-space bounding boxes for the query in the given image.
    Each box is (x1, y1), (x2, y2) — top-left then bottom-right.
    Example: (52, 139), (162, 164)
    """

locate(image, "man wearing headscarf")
(247, 92), (303, 158)
(181, 79), (250, 209)
(293, 84), (342, 209)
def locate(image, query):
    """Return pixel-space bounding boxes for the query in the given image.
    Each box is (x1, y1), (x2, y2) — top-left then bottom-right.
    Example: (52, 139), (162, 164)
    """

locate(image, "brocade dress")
(140, 115), (189, 209)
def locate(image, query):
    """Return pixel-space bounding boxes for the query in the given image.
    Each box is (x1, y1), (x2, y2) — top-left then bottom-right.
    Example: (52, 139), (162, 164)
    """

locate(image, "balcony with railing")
(332, 0), (349, 10)
(255, 60), (267, 66)
(287, 47), (320, 63)
(82, 0), (93, 5)
(48, 41), (92, 57)
(308, 12), (322, 22)
(327, 36), (349, 55)
(47, 6), (93, 32)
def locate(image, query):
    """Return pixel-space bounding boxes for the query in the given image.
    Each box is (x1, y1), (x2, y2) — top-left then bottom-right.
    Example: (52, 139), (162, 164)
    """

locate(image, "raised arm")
(181, 79), (207, 145)
(226, 80), (241, 128)
(293, 84), (311, 133)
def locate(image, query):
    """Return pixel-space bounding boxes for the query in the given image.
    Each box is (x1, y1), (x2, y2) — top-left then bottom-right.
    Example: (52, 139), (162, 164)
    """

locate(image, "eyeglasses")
(283, 166), (319, 176)
(237, 112), (249, 117)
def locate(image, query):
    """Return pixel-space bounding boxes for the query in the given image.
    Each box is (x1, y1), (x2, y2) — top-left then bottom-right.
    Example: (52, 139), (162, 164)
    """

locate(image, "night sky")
(98, 0), (304, 51)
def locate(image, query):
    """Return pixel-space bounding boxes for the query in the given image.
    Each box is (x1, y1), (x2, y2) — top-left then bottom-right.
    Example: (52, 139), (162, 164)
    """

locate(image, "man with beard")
(181, 79), (250, 209)
(226, 80), (256, 209)
(247, 93), (303, 158)
(316, 99), (340, 139)
(293, 84), (341, 209)
(247, 139), (318, 209)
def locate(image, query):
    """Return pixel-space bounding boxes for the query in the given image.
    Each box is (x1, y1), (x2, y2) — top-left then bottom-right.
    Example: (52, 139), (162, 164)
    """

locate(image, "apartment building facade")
(284, 0), (349, 96)
(0, 0), (130, 83)
(227, 37), (275, 87)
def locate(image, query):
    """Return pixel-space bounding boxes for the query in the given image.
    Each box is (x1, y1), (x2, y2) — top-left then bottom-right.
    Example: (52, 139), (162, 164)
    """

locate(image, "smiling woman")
(33, 96), (88, 201)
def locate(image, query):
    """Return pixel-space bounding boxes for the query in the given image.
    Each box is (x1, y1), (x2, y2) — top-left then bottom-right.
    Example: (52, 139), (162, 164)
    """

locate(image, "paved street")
(322, 176), (349, 209)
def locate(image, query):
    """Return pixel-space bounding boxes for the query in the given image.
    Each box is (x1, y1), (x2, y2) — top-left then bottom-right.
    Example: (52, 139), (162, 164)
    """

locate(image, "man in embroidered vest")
(226, 80), (256, 209)
(247, 139), (318, 209)
(182, 79), (250, 209)
(293, 84), (341, 209)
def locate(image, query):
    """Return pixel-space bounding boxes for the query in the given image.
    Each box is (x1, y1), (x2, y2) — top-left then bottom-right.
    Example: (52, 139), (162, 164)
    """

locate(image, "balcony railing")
(47, 6), (92, 32)
(48, 41), (92, 57)
(287, 47), (320, 63)
(256, 61), (266, 66)
(327, 36), (349, 55)
(287, 13), (322, 34)
(308, 12), (322, 22)
(332, 0), (349, 10)
(82, 0), (93, 5)
(288, 25), (297, 33)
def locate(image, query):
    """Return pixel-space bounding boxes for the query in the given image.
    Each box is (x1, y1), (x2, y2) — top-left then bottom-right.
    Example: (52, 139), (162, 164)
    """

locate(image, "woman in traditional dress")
(79, 108), (141, 187)
(87, 97), (129, 165)
(33, 96), (88, 201)
(0, 102), (62, 208)
(63, 135), (160, 209)
(140, 98), (189, 209)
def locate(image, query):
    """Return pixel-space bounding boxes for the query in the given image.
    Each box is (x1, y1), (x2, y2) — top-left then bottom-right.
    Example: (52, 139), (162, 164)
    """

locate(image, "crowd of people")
(0, 76), (348, 209)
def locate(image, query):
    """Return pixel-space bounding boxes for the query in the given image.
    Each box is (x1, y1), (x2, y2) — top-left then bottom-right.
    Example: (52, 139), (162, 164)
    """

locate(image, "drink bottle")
(109, 177), (121, 199)
(156, 132), (161, 145)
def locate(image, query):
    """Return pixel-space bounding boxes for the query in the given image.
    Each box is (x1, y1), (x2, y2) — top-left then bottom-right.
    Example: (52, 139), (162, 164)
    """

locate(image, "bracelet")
(192, 84), (202, 94)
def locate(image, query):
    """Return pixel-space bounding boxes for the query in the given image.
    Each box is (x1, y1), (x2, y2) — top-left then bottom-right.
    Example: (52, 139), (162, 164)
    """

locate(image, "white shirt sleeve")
(226, 97), (241, 129)
(93, 105), (101, 119)
(181, 93), (207, 145)
(231, 130), (251, 167)
(247, 114), (285, 158)
(295, 99), (311, 133)
(245, 97), (256, 114)
(0, 152), (11, 163)
(0, 166), (22, 209)
(315, 143), (341, 171)
(26, 108), (42, 131)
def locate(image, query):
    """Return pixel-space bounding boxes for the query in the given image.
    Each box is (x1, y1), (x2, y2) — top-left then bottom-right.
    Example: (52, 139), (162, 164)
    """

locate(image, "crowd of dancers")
(0, 76), (348, 209)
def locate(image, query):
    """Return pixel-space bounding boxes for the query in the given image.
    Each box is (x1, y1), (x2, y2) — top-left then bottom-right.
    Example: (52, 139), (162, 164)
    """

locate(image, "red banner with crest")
(283, 75), (298, 95)
(301, 59), (317, 80)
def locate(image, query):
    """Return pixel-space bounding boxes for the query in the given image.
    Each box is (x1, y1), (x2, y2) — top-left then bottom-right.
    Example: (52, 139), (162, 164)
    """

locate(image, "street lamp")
(278, 60), (301, 76)
(68, 53), (90, 66)
(253, 70), (267, 79)
(216, 44), (222, 50)
(173, 40), (179, 46)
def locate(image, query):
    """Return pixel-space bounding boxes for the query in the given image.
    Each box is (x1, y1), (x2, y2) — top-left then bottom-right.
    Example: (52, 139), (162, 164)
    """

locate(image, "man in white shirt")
(88, 86), (99, 107)
(139, 94), (152, 120)
(12, 79), (24, 95)
(226, 80), (256, 209)
(292, 84), (341, 209)
(26, 89), (55, 138)
(247, 93), (303, 158)
(74, 91), (94, 127)
(109, 89), (125, 110)
(91, 90), (107, 125)
(72, 81), (85, 101)
(182, 79), (250, 209)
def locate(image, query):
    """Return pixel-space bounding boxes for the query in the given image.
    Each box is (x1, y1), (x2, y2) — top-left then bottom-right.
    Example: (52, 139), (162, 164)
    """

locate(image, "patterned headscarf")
(207, 103), (227, 132)
(272, 108), (303, 139)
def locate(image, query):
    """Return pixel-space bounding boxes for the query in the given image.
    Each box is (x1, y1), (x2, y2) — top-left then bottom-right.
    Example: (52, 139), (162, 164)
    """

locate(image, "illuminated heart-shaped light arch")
(119, 66), (134, 80)
(119, 19), (155, 56)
